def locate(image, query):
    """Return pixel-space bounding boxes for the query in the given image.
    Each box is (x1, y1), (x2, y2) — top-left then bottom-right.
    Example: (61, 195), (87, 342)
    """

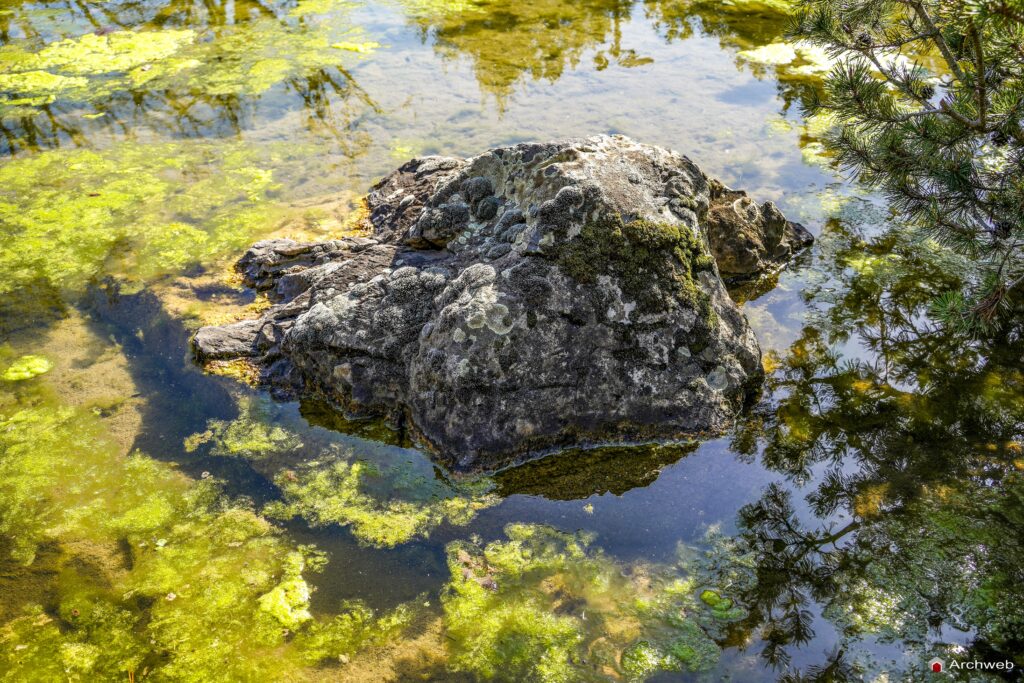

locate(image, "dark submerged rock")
(193, 135), (811, 471)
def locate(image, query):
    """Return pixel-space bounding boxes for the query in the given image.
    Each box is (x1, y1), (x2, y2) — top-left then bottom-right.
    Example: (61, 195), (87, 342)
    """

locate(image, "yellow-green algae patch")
(0, 377), (418, 680)
(266, 452), (499, 547)
(441, 524), (734, 682)
(1, 355), (53, 381)
(185, 395), (302, 459)
(0, 140), (292, 299)
(0, 16), (378, 109)
(185, 394), (497, 547)
(34, 30), (197, 75)
(0, 70), (88, 106)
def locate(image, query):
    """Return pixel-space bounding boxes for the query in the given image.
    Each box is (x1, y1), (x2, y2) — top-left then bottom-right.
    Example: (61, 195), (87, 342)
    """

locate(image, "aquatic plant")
(0, 378), (417, 680)
(36, 29), (197, 75)
(185, 394), (302, 459)
(441, 524), (728, 682)
(1, 355), (53, 381)
(266, 453), (497, 547)
(0, 140), (289, 301)
(0, 16), (378, 108)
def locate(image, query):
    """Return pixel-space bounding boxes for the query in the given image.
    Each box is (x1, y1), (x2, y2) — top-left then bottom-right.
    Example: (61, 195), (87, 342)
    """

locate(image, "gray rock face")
(193, 135), (811, 471)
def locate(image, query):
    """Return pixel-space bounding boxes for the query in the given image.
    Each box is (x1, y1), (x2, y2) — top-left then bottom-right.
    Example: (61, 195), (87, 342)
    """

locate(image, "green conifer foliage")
(792, 0), (1024, 332)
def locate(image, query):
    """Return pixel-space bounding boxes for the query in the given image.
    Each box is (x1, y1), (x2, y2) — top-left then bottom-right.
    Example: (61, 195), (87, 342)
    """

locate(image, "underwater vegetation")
(0, 0), (1019, 679)
(441, 524), (740, 682)
(185, 395), (303, 460)
(0, 354), (52, 381)
(0, 141), (280, 298)
(0, 376), (417, 681)
(186, 393), (498, 547)
(0, 0), (385, 157)
(266, 452), (498, 548)
(0, 9), (378, 108)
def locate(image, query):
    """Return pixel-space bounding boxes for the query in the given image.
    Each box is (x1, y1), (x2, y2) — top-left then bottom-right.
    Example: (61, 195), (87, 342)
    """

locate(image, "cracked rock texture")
(193, 135), (812, 470)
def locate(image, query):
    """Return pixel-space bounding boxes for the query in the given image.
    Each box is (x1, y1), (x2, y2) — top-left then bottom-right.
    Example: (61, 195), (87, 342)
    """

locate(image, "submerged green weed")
(185, 393), (497, 547)
(441, 524), (731, 682)
(0, 14), (377, 108)
(266, 453), (498, 547)
(0, 380), (416, 680)
(0, 141), (290, 300)
(185, 395), (302, 459)
(1, 355), (53, 382)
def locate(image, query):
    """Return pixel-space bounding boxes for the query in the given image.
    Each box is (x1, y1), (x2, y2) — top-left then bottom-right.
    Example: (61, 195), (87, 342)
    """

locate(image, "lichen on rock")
(193, 135), (812, 470)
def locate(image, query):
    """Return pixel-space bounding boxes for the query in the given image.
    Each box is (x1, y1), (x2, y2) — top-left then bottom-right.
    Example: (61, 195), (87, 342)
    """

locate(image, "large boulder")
(193, 135), (811, 471)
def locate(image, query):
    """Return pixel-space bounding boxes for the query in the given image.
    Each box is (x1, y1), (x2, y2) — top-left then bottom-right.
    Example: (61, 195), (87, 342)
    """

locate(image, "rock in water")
(194, 135), (811, 470)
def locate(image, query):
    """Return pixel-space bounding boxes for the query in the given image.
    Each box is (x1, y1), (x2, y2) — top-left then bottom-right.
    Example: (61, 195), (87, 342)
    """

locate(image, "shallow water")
(1, 0), (1022, 681)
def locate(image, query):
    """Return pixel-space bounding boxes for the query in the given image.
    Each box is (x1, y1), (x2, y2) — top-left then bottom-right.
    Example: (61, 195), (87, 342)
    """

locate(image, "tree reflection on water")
(717, 212), (1024, 677)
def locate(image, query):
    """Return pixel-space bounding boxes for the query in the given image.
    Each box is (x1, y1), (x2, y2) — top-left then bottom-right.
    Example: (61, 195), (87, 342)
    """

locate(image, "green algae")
(0, 70), (88, 106)
(0, 377), (417, 680)
(185, 395), (302, 459)
(441, 524), (724, 682)
(293, 599), (416, 666)
(289, 0), (357, 16)
(0, 17), (378, 111)
(34, 30), (197, 75)
(266, 453), (498, 547)
(185, 392), (495, 548)
(257, 551), (315, 628)
(1, 355), (53, 382)
(333, 40), (383, 53)
(0, 140), (289, 300)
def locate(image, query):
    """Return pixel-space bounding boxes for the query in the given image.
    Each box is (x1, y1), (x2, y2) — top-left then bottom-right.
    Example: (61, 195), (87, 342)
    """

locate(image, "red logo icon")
(929, 658), (944, 673)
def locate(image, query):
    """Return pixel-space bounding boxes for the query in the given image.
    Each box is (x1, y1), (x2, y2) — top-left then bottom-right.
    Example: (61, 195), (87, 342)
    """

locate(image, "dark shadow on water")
(495, 441), (698, 500)
(299, 397), (410, 448)
(80, 283), (279, 503)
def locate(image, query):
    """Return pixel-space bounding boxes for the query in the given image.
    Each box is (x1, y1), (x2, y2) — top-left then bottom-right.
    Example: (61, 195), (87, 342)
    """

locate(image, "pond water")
(1, 0), (1022, 681)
